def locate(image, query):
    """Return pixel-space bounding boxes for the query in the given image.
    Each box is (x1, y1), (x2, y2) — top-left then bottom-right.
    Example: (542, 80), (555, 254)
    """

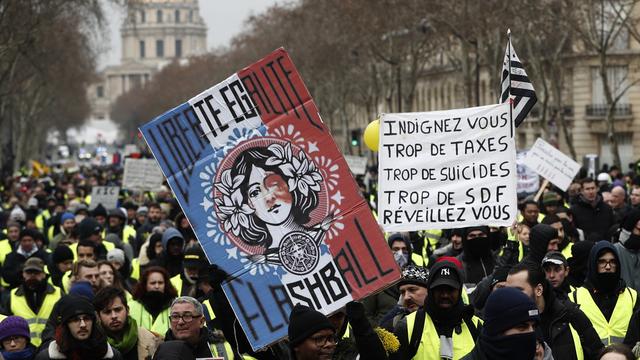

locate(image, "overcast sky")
(99, 0), (283, 69)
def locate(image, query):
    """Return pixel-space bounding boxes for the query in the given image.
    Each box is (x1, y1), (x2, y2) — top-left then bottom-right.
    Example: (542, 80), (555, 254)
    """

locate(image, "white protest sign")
(122, 158), (164, 191)
(89, 186), (120, 210)
(524, 138), (580, 191)
(516, 151), (540, 194)
(378, 103), (518, 231)
(344, 155), (368, 175)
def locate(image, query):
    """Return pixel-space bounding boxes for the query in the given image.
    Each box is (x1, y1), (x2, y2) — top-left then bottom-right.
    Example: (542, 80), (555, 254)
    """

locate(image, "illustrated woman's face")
(247, 165), (293, 225)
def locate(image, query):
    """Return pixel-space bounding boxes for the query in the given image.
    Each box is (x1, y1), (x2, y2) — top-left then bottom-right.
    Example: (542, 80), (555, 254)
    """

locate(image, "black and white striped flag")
(501, 34), (537, 128)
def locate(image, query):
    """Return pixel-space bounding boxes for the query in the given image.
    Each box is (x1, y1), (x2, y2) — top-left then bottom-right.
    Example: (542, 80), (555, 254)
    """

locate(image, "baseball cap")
(542, 251), (567, 267)
(23, 257), (45, 272)
(429, 263), (461, 290)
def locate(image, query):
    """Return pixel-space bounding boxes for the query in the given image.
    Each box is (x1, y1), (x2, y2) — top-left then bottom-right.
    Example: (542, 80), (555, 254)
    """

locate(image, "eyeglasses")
(169, 313), (202, 323)
(1, 336), (26, 344)
(68, 315), (93, 324)
(310, 334), (338, 347)
(597, 259), (617, 268)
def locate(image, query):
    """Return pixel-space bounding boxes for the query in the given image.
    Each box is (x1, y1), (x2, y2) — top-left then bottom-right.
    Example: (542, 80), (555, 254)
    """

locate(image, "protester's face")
(631, 188), (640, 206)
(170, 302), (204, 343)
(58, 259), (73, 274)
(168, 238), (184, 256)
(148, 207), (161, 222)
(597, 251), (617, 274)
(95, 215), (106, 227)
(110, 260), (123, 271)
(126, 209), (135, 220)
(507, 270), (541, 302)
(294, 328), (337, 360)
(154, 241), (164, 255)
(544, 264), (568, 288)
(99, 296), (128, 333)
(99, 264), (114, 286)
(550, 221), (564, 241)
(1, 335), (27, 352)
(600, 353), (630, 360)
(136, 214), (147, 224)
(146, 272), (165, 293)
(503, 320), (536, 336)
(23, 270), (46, 287)
(523, 204), (539, 223)
(547, 238), (560, 252)
(603, 192), (613, 207)
(450, 234), (462, 250)
(581, 181), (597, 202)
(610, 188), (625, 208)
(67, 314), (93, 340)
(108, 216), (122, 229)
(20, 236), (35, 252)
(399, 284), (427, 312)
(430, 285), (460, 310)
(390, 240), (408, 254)
(247, 165), (293, 225)
(78, 266), (101, 291)
(77, 246), (95, 261)
(62, 219), (76, 233)
(466, 230), (487, 240)
(7, 227), (19, 242)
(518, 225), (531, 246)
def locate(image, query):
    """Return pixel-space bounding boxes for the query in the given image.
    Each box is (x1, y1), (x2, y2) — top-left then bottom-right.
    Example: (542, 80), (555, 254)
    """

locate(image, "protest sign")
(139, 48), (399, 350)
(122, 158), (164, 191)
(344, 155), (368, 175)
(524, 138), (580, 191)
(378, 103), (518, 232)
(89, 186), (119, 210)
(516, 151), (540, 194)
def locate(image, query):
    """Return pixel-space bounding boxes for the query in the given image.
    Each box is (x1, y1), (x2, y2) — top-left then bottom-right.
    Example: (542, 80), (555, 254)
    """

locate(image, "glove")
(633, 341), (640, 359)
(346, 301), (366, 321)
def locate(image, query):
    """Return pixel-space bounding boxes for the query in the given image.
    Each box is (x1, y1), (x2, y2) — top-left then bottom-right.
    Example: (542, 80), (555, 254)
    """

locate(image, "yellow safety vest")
(10, 285), (62, 346)
(411, 253), (425, 267)
(131, 258), (141, 280)
(128, 300), (171, 336)
(406, 311), (480, 360)
(69, 240), (116, 261)
(569, 324), (584, 360)
(202, 300), (239, 360)
(35, 210), (51, 231)
(561, 242), (573, 260)
(170, 275), (183, 296)
(0, 239), (13, 287)
(102, 225), (137, 244)
(570, 286), (636, 345)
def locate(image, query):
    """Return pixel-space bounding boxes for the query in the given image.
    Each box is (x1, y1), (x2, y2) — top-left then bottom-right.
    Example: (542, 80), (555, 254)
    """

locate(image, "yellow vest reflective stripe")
(406, 311), (479, 360)
(569, 324), (584, 360)
(570, 286), (636, 345)
(131, 258), (141, 280)
(10, 286), (62, 347)
(170, 275), (183, 296)
(128, 300), (170, 335)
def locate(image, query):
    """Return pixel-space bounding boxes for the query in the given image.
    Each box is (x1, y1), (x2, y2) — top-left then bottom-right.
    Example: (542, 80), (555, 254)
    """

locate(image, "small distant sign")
(122, 158), (164, 191)
(524, 138), (580, 191)
(89, 186), (120, 210)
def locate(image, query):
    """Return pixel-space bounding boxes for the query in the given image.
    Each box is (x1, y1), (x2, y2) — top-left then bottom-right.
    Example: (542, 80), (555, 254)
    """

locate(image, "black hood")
(528, 224), (557, 264)
(387, 232), (413, 253)
(586, 240), (622, 291)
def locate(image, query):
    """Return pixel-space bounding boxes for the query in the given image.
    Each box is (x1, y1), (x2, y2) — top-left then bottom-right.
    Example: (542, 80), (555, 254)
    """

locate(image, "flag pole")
(507, 29), (514, 138)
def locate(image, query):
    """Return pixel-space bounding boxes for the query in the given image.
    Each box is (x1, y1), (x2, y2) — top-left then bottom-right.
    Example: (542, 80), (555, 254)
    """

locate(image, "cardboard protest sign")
(89, 186), (120, 210)
(524, 138), (580, 191)
(139, 48), (399, 350)
(378, 103), (518, 231)
(344, 155), (368, 175)
(516, 151), (540, 194)
(122, 158), (164, 191)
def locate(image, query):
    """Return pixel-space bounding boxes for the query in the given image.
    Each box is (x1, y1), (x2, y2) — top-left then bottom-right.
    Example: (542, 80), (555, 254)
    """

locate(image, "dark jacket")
(2, 248), (50, 288)
(569, 195), (615, 241)
(35, 341), (122, 360)
(163, 327), (213, 359)
(521, 224), (557, 268)
(151, 341), (194, 360)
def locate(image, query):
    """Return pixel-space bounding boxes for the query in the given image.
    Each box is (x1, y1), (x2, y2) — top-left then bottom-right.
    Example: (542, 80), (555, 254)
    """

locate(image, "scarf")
(108, 317), (139, 355)
(477, 331), (536, 360)
(2, 345), (36, 360)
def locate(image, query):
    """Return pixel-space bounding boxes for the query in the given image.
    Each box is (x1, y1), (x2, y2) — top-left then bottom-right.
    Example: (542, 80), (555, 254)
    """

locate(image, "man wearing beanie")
(378, 264), (429, 331)
(92, 204), (109, 228)
(507, 262), (603, 360)
(0, 316), (37, 359)
(461, 287), (540, 360)
(521, 223), (561, 268)
(5, 257), (62, 348)
(35, 295), (122, 360)
(288, 304), (336, 360)
(614, 208), (640, 291)
(457, 226), (495, 287)
(50, 245), (74, 288)
(70, 217), (116, 260)
(570, 241), (639, 347)
(392, 260), (480, 360)
(49, 212), (76, 250)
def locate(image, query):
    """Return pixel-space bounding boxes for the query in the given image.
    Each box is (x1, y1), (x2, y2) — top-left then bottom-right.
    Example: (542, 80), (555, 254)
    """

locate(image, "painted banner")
(139, 48), (399, 350)
(122, 158), (165, 191)
(378, 103), (518, 231)
(89, 186), (120, 210)
(524, 138), (580, 191)
(516, 151), (540, 194)
(344, 155), (368, 175)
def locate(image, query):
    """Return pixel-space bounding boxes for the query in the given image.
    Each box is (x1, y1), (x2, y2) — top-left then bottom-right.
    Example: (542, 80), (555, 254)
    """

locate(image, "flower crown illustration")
(214, 143), (323, 238)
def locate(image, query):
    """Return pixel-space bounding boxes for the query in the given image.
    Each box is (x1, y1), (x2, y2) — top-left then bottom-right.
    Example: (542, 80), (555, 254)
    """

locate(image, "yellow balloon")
(364, 119), (380, 152)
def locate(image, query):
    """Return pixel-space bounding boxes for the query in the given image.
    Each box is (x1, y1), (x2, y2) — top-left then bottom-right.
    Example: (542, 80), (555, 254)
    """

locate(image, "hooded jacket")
(566, 241), (595, 289)
(149, 228), (184, 278)
(521, 224), (557, 268)
(457, 227), (495, 287)
(614, 208), (640, 292)
(569, 195), (615, 241)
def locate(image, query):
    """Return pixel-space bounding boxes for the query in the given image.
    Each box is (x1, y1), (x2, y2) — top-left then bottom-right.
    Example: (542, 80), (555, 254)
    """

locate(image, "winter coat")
(34, 341), (122, 360)
(569, 196), (615, 241)
(129, 326), (163, 360)
(614, 242), (640, 292)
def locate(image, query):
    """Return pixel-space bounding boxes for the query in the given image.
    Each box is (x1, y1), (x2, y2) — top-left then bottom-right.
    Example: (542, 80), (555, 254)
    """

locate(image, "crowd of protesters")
(0, 160), (639, 360)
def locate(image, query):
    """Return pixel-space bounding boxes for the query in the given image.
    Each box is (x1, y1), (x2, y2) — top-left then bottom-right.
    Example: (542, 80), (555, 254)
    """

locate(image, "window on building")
(157, 10), (163, 23)
(156, 40), (164, 58)
(139, 40), (145, 58)
(175, 39), (182, 58)
(96, 85), (104, 98)
(140, 10), (145, 23)
(189, 10), (193, 22)
(591, 66), (629, 106)
(130, 74), (141, 88)
(175, 10), (180, 23)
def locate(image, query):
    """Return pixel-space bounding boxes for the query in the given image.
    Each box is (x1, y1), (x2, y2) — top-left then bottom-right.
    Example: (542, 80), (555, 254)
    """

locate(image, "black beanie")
(52, 245), (74, 264)
(92, 204), (108, 218)
(288, 304), (335, 348)
(528, 224), (557, 262)
(484, 287), (539, 336)
(57, 295), (95, 324)
(77, 217), (102, 241)
(621, 208), (640, 232)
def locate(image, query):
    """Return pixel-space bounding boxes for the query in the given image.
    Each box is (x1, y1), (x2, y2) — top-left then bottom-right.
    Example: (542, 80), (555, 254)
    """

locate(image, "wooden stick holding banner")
(533, 179), (550, 202)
